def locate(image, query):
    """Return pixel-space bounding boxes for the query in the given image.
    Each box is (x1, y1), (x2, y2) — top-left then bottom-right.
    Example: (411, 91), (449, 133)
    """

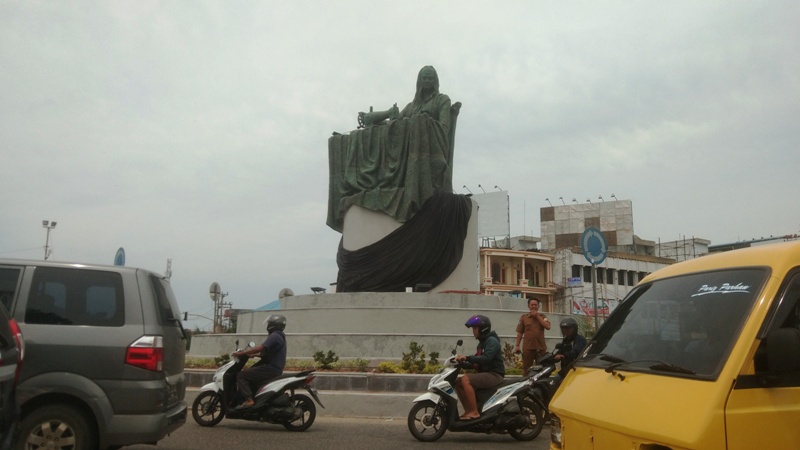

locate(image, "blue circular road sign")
(581, 227), (607, 265)
(114, 247), (125, 266)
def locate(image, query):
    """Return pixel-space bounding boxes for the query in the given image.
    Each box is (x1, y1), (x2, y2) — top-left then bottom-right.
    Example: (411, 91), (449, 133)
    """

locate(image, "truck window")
(585, 268), (767, 378)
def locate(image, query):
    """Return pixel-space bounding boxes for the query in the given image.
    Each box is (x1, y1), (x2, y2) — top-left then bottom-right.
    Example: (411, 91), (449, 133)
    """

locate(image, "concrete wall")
(189, 292), (567, 362)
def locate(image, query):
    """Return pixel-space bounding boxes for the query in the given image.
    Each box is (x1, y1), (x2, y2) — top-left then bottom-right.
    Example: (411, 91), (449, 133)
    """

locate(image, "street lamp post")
(42, 220), (57, 260)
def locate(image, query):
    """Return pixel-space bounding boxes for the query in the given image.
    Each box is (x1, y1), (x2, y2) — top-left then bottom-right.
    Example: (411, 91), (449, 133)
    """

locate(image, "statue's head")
(416, 66), (439, 95)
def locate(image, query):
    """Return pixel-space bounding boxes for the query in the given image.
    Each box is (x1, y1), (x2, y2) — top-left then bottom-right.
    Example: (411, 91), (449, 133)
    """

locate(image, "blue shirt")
(259, 330), (286, 372)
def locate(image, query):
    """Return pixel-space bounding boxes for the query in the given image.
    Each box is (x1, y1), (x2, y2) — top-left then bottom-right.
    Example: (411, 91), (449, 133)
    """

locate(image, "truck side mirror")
(766, 328), (800, 372)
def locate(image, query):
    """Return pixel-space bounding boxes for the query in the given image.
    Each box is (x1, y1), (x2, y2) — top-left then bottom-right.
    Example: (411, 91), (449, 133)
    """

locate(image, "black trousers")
(236, 365), (281, 400)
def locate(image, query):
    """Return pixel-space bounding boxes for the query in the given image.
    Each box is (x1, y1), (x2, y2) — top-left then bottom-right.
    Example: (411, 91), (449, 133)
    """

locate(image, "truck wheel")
(16, 404), (97, 450)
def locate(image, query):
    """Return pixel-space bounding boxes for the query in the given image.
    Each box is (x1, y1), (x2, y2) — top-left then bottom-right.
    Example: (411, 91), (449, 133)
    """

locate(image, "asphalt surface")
(125, 391), (552, 450)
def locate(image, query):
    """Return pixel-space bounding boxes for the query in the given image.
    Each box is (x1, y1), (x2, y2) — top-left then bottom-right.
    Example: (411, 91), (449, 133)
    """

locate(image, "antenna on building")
(164, 259), (172, 281)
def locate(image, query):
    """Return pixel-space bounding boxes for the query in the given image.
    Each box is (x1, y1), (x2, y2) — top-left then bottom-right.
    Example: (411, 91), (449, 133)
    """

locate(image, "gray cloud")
(2, 1), (797, 329)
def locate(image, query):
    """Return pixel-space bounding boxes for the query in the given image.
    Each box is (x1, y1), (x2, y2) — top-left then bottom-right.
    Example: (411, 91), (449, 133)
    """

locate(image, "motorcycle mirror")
(235, 339), (239, 348)
(249, 341), (256, 348)
(457, 339), (463, 346)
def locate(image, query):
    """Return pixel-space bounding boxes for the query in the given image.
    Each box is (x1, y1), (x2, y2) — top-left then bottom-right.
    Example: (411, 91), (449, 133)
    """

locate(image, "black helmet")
(265, 314), (287, 333)
(465, 315), (492, 337)
(560, 317), (578, 333)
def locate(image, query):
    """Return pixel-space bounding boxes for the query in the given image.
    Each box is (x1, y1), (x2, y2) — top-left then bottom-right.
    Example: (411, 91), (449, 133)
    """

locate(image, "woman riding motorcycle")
(454, 315), (505, 420)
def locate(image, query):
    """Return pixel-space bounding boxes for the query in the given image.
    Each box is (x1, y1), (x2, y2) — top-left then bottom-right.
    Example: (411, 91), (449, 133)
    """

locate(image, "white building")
(538, 199), (695, 326)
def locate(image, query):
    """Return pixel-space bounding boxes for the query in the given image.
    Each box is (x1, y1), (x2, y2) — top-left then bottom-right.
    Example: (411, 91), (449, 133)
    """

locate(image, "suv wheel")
(16, 404), (97, 450)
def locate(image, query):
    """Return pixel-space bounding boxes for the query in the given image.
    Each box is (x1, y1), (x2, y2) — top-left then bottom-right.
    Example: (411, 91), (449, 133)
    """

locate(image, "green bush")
(375, 361), (406, 373)
(428, 351), (440, 366)
(214, 354), (230, 367)
(401, 341), (427, 373)
(286, 358), (316, 371)
(421, 364), (443, 374)
(333, 358), (369, 372)
(313, 350), (339, 370)
(184, 356), (217, 369)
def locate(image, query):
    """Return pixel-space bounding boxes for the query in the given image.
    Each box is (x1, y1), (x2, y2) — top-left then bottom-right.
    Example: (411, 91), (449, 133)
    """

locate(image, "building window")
(597, 268), (605, 284)
(638, 271), (648, 283)
(627, 271), (636, 286)
(606, 269), (615, 284)
(583, 266), (592, 282)
(525, 263), (534, 286)
(492, 263), (504, 284)
(572, 265), (582, 278)
(618, 270), (627, 286)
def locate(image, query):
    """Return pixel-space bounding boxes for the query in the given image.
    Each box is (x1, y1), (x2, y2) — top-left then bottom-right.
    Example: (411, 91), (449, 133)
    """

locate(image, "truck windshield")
(584, 268), (767, 378)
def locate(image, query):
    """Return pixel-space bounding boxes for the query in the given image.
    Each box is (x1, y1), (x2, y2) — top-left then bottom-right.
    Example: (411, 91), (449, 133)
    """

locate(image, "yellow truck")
(549, 241), (800, 449)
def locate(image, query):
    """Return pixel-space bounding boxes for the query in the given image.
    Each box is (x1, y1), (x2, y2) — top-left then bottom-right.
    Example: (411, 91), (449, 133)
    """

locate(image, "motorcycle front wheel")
(192, 391), (225, 427)
(407, 400), (448, 442)
(282, 393), (317, 431)
(508, 396), (544, 441)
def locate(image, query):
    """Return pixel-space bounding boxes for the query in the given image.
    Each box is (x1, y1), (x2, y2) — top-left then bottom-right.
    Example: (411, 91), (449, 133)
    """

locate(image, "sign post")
(581, 227), (607, 331)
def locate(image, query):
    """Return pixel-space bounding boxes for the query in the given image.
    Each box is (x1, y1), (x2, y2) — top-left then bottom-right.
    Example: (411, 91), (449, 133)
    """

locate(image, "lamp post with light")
(42, 220), (57, 260)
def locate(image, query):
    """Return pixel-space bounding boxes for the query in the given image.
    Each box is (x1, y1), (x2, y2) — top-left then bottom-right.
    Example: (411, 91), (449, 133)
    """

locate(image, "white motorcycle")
(407, 340), (544, 442)
(192, 341), (324, 431)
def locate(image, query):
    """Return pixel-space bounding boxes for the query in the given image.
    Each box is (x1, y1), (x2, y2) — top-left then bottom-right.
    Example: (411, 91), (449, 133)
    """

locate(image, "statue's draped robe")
(328, 93), (469, 293)
(335, 191), (472, 292)
(327, 93), (453, 233)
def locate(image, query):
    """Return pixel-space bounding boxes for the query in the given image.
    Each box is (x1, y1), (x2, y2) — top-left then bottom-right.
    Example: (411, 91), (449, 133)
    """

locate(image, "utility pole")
(42, 220), (57, 260)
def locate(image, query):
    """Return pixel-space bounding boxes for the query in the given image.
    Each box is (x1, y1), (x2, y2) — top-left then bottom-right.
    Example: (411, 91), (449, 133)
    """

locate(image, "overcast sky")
(2, 1), (798, 330)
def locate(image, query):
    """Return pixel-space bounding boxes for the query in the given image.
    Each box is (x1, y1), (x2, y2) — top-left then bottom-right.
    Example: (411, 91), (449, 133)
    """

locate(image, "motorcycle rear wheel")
(192, 391), (225, 427)
(282, 394), (316, 431)
(408, 400), (448, 442)
(508, 396), (544, 441)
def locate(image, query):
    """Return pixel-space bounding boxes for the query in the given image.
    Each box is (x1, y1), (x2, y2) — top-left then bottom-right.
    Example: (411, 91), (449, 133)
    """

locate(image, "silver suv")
(0, 259), (187, 449)
(0, 302), (22, 450)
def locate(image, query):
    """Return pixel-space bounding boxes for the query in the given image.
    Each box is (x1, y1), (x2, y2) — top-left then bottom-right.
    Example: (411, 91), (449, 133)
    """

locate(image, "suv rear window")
(150, 275), (181, 327)
(26, 267), (124, 327)
(0, 267), (22, 312)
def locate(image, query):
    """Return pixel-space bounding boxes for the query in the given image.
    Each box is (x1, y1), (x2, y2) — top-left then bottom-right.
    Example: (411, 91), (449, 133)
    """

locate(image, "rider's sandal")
(235, 400), (254, 410)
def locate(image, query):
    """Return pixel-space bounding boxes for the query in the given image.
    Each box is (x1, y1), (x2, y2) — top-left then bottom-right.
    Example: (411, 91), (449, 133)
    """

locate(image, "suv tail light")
(9, 318), (23, 383)
(126, 335), (164, 371)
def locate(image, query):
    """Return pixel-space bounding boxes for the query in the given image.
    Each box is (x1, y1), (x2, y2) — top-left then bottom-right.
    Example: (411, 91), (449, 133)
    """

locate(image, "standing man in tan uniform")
(514, 298), (551, 375)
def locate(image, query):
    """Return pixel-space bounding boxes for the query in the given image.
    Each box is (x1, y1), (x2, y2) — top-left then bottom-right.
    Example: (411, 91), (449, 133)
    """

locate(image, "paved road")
(127, 392), (552, 450)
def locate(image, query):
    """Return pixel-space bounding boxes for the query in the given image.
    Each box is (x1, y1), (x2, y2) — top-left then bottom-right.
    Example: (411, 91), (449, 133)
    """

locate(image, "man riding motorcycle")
(554, 317), (587, 379)
(232, 314), (287, 409)
(454, 315), (505, 420)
